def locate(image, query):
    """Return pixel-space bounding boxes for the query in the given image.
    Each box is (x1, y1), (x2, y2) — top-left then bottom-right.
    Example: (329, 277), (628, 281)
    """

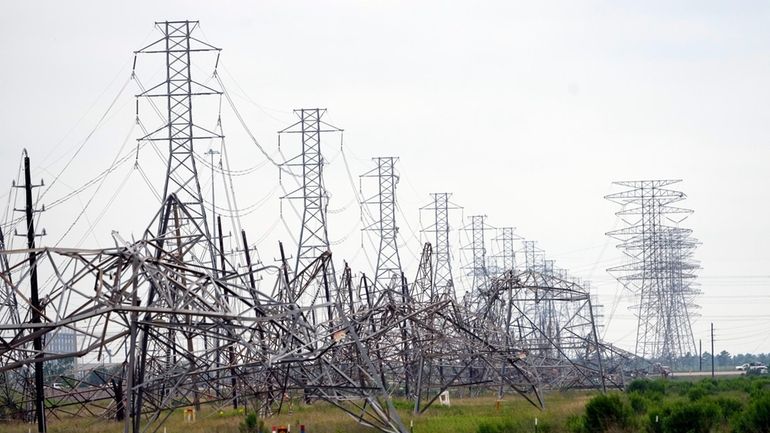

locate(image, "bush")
(628, 379), (666, 396)
(566, 415), (587, 433)
(239, 411), (265, 433)
(647, 403), (675, 433)
(667, 380), (693, 397)
(688, 386), (707, 401)
(583, 393), (635, 432)
(477, 422), (496, 433)
(712, 395), (744, 420)
(475, 420), (521, 433)
(629, 392), (648, 414)
(749, 380), (770, 399)
(661, 401), (720, 433)
(735, 393), (770, 433)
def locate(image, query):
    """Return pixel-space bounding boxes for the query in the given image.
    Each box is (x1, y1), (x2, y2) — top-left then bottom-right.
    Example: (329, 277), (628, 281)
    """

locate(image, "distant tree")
(43, 358), (75, 383)
(718, 350), (731, 368)
(701, 352), (712, 371)
(83, 366), (109, 387)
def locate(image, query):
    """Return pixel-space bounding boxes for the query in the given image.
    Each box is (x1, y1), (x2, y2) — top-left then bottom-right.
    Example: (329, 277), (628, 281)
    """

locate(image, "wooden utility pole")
(711, 323), (715, 379)
(22, 152), (46, 433)
(699, 339), (702, 372)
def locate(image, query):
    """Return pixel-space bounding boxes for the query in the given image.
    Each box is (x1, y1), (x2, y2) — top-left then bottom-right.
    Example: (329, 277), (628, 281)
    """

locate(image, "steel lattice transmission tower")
(420, 193), (460, 299)
(135, 20), (222, 260)
(522, 240), (544, 272)
(132, 22), (227, 431)
(492, 227), (518, 275)
(362, 157), (402, 291)
(279, 108), (341, 277)
(606, 180), (700, 362)
(461, 215), (491, 306)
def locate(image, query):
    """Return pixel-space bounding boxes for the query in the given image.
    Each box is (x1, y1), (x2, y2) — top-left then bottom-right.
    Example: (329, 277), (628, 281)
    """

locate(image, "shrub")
(628, 379), (666, 396)
(629, 392), (648, 414)
(583, 393), (635, 432)
(712, 395), (744, 420)
(475, 420), (521, 433)
(688, 386), (707, 401)
(647, 405), (674, 433)
(566, 414), (587, 433)
(735, 393), (770, 433)
(477, 422), (496, 433)
(749, 380), (770, 399)
(239, 411), (265, 433)
(667, 380), (693, 397)
(662, 401), (721, 433)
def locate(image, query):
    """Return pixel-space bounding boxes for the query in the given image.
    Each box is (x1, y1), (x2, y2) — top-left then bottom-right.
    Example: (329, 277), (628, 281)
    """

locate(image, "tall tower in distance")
(279, 108), (340, 276)
(362, 157), (402, 291)
(421, 193), (460, 299)
(135, 20), (222, 265)
(606, 180), (700, 363)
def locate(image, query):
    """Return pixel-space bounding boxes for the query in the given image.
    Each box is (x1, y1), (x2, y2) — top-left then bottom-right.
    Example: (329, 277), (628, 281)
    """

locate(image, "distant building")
(45, 329), (77, 358)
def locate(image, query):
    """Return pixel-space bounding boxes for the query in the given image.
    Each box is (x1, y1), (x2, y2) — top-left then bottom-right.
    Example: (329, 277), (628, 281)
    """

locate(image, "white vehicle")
(736, 363), (749, 371)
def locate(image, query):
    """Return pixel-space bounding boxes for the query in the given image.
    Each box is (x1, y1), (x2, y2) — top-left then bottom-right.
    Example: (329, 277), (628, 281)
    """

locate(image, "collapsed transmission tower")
(132, 21), (236, 432)
(606, 180), (700, 362)
(362, 157), (402, 291)
(0, 19), (656, 433)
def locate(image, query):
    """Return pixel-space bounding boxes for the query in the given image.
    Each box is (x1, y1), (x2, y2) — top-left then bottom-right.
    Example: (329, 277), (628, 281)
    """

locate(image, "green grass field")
(1, 391), (595, 433)
(9, 377), (770, 433)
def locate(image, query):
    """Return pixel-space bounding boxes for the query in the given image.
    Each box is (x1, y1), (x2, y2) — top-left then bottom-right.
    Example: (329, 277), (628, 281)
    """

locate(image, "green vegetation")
(0, 393), (591, 433)
(238, 411), (265, 433)
(7, 377), (770, 433)
(570, 376), (770, 433)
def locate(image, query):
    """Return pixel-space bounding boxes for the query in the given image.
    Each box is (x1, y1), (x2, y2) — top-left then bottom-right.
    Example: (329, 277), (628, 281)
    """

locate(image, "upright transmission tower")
(462, 215), (491, 305)
(521, 240), (544, 272)
(420, 193), (460, 299)
(492, 227), (518, 275)
(279, 108), (341, 276)
(606, 180), (700, 362)
(362, 157), (402, 291)
(132, 22), (227, 431)
(135, 20), (222, 262)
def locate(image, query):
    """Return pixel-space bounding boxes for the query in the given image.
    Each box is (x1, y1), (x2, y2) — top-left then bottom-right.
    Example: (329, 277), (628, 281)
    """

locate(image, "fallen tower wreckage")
(0, 20), (646, 433)
(0, 193), (640, 433)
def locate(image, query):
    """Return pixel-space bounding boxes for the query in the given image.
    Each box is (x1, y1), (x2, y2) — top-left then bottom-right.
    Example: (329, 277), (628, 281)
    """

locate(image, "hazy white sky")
(1, 1), (770, 356)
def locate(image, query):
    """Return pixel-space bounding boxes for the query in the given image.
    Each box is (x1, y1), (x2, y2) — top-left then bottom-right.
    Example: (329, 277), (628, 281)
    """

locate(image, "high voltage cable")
(215, 72), (298, 178)
(55, 121), (137, 246)
(39, 76), (133, 205)
(193, 152), (271, 176)
(73, 166), (135, 248)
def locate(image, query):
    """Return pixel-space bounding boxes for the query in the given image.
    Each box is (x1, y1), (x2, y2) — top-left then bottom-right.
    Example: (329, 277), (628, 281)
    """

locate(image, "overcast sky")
(2, 1), (770, 356)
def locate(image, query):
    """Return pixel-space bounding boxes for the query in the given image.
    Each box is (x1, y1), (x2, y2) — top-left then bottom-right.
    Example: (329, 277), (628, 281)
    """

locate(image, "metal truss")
(420, 193), (460, 300)
(491, 227), (519, 276)
(134, 20), (223, 269)
(278, 108), (341, 278)
(0, 20), (655, 433)
(461, 215), (492, 309)
(0, 197), (411, 433)
(522, 240), (545, 272)
(606, 180), (700, 363)
(361, 157), (402, 292)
